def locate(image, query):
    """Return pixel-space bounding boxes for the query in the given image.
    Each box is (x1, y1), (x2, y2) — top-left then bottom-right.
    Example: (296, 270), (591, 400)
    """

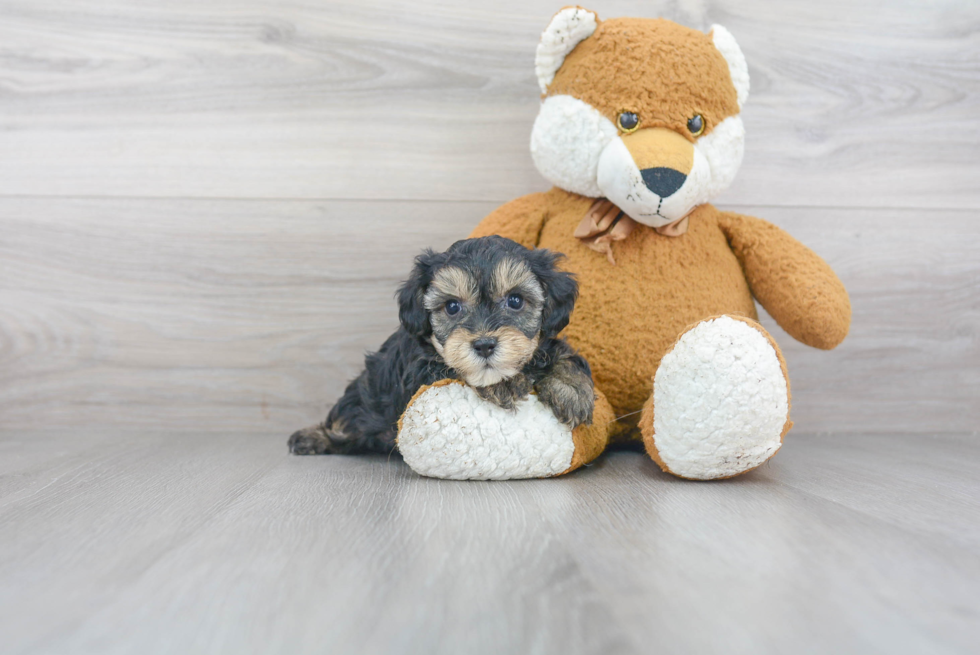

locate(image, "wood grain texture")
(0, 0), (977, 207)
(1, 198), (977, 435)
(0, 430), (977, 654)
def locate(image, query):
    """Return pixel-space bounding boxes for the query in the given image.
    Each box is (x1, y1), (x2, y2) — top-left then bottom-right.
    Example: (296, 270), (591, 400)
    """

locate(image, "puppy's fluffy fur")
(288, 236), (595, 455)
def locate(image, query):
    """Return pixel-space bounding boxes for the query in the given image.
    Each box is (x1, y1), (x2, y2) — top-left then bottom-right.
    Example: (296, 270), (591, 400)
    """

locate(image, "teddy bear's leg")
(638, 315), (793, 480)
(397, 380), (615, 480)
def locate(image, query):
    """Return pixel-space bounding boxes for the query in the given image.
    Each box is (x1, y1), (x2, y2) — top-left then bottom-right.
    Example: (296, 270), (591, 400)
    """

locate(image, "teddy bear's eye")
(687, 114), (705, 137)
(617, 111), (639, 133)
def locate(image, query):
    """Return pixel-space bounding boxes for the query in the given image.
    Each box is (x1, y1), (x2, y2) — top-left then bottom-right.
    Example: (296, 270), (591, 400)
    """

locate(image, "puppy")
(288, 235), (595, 455)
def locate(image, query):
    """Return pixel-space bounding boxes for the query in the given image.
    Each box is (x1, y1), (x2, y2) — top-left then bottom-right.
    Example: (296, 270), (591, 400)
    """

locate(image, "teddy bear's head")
(530, 8), (750, 228)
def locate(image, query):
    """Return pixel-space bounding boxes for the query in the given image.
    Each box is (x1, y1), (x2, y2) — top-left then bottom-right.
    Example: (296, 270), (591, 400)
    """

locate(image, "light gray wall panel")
(1, 199), (975, 435)
(0, 1), (976, 207)
(0, 0), (976, 435)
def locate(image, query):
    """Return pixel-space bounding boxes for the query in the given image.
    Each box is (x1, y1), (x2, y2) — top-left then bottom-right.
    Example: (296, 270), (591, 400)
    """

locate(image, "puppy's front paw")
(535, 374), (595, 429)
(474, 373), (532, 410)
(288, 422), (354, 455)
(288, 424), (332, 455)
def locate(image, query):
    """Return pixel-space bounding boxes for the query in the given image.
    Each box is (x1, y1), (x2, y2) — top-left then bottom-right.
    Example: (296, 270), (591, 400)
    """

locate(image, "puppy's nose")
(472, 337), (497, 359)
(640, 167), (687, 198)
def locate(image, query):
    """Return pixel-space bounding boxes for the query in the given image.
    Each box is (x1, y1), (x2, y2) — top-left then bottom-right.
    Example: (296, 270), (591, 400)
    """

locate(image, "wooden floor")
(1, 431), (978, 654)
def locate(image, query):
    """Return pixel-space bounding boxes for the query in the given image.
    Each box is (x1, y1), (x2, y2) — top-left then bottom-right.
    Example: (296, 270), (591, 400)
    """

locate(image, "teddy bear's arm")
(468, 192), (552, 247)
(717, 211), (851, 350)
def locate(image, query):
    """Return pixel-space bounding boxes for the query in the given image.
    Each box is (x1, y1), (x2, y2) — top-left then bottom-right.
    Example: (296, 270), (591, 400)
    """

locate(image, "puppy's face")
(423, 258), (545, 386)
(398, 237), (577, 388)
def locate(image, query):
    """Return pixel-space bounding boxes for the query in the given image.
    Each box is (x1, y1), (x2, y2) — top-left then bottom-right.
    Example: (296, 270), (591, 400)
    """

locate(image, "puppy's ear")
(528, 249), (578, 338)
(397, 249), (441, 338)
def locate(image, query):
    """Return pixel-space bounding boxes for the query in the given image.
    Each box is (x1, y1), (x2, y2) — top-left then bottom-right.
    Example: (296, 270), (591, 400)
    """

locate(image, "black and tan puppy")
(288, 235), (595, 455)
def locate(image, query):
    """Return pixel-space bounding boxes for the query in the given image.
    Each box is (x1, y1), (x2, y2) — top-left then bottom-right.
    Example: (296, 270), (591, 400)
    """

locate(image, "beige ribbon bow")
(574, 199), (690, 265)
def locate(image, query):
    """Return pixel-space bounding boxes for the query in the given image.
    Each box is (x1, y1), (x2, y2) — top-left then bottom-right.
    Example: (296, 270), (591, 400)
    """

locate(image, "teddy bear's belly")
(538, 203), (758, 415)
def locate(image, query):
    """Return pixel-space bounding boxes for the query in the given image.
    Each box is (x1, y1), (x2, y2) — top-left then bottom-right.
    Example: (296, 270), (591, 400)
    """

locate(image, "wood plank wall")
(1, 0), (977, 435)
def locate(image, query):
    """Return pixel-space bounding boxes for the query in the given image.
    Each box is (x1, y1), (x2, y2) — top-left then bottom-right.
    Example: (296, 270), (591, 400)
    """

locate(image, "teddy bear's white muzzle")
(596, 137), (713, 228)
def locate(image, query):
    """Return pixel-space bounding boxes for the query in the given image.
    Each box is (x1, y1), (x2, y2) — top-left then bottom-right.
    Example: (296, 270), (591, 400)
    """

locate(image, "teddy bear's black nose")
(472, 337), (497, 359)
(641, 167), (687, 198)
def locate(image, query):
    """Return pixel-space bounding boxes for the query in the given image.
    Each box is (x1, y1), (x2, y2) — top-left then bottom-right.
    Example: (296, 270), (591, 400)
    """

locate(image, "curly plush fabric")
(535, 7), (598, 93)
(547, 18), (741, 142)
(639, 316), (792, 480)
(408, 11), (850, 480)
(717, 212), (852, 350)
(397, 380), (616, 480)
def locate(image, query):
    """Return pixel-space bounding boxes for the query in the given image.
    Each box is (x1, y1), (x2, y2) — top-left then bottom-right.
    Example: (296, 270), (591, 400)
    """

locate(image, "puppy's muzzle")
(472, 337), (498, 359)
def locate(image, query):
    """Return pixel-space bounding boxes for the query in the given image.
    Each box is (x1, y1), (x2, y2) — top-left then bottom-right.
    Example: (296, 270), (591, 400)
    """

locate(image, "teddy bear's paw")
(643, 316), (791, 480)
(397, 380), (576, 480)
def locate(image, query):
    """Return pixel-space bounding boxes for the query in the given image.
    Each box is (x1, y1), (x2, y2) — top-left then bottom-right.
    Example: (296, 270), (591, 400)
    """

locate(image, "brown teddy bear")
(396, 7), (851, 480)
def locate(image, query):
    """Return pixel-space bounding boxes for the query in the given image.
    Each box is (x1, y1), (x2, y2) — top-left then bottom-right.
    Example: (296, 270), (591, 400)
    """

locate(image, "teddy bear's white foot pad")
(652, 316), (790, 480)
(398, 382), (575, 480)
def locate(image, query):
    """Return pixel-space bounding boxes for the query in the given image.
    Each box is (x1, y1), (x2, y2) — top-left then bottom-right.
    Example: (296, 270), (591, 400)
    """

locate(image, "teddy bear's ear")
(535, 7), (599, 94)
(710, 25), (750, 108)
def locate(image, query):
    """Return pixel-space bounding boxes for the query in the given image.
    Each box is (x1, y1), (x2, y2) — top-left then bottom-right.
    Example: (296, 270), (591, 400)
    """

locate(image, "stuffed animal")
(397, 7), (851, 480)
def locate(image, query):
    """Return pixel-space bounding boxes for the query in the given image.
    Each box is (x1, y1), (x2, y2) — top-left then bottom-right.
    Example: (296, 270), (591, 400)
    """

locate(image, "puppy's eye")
(617, 111), (639, 133)
(687, 114), (705, 137)
(445, 300), (461, 316)
(506, 294), (524, 310)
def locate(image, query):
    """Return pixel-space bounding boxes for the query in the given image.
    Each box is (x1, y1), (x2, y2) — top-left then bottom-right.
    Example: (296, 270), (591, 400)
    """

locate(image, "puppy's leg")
(532, 341), (595, 428)
(536, 359), (595, 428)
(288, 364), (389, 455)
(474, 373), (532, 410)
(287, 415), (359, 455)
(287, 422), (332, 455)
(288, 329), (450, 455)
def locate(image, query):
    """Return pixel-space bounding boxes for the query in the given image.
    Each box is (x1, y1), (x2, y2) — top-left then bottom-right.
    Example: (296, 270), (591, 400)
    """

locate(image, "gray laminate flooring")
(1, 431), (977, 654)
